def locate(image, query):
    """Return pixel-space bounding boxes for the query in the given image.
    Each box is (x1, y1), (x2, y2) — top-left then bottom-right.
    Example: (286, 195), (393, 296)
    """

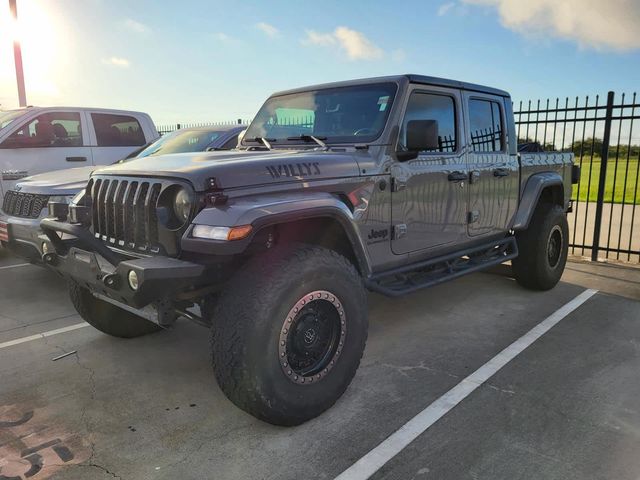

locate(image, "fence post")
(591, 91), (615, 261)
(177, 123), (181, 130)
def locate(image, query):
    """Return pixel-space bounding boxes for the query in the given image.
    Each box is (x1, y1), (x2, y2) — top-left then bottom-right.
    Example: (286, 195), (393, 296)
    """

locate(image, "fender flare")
(512, 172), (564, 230)
(181, 191), (372, 275)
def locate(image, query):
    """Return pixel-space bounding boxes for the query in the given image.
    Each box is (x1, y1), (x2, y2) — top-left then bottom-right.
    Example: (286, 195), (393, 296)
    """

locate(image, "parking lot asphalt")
(0, 248), (639, 480)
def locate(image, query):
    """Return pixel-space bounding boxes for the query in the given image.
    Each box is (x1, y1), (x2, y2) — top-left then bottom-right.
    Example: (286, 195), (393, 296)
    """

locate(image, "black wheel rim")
(547, 225), (563, 268)
(278, 290), (346, 385)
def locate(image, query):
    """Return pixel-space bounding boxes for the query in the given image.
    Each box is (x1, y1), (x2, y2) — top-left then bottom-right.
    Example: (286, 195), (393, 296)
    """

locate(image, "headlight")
(173, 188), (192, 223)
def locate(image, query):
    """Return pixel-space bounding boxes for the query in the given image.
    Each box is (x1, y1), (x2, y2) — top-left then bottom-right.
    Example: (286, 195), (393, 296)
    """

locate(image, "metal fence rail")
(155, 119), (248, 136)
(514, 91), (639, 263)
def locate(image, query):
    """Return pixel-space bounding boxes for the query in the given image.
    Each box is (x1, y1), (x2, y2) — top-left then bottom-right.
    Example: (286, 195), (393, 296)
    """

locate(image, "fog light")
(128, 270), (139, 291)
(42, 242), (50, 254)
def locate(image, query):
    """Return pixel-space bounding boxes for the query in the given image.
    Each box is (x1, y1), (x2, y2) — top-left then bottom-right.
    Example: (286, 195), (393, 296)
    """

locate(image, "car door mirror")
(407, 120), (439, 151)
(397, 120), (439, 161)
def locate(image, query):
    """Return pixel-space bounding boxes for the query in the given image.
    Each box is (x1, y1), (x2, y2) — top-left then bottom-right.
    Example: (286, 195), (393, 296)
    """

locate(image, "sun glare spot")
(0, 0), (67, 101)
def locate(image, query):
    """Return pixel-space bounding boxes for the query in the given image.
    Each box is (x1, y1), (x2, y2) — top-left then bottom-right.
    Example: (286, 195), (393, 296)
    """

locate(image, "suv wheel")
(210, 244), (368, 426)
(69, 282), (163, 338)
(512, 203), (569, 290)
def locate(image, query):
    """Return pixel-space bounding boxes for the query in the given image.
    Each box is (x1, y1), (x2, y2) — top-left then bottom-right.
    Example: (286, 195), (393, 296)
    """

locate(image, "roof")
(272, 74), (510, 98)
(7, 106), (153, 116)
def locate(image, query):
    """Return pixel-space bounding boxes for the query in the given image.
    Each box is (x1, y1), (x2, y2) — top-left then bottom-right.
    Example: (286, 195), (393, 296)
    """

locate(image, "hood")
(93, 149), (363, 191)
(14, 166), (96, 195)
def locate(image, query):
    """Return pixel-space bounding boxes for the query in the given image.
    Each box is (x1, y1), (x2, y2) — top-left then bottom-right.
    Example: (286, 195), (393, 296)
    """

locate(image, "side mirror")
(406, 120), (439, 151)
(396, 120), (440, 162)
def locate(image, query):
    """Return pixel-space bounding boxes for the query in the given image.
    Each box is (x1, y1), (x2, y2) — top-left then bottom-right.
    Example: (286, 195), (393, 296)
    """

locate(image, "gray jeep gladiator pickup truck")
(40, 75), (577, 425)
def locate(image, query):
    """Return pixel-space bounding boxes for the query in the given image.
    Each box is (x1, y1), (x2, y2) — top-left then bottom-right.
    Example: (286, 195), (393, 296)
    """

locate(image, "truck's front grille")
(90, 177), (163, 253)
(2, 191), (50, 218)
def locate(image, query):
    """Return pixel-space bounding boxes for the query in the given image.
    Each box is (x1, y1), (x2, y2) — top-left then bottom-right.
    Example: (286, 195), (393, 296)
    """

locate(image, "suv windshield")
(136, 128), (225, 158)
(0, 109), (28, 130)
(244, 83), (397, 145)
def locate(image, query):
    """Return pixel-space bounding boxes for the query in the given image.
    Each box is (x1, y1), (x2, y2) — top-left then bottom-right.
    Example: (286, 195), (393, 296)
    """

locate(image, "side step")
(365, 237), (518, 297)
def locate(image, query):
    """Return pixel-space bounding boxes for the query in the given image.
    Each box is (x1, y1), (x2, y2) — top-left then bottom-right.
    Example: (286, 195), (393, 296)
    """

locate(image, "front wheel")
(210, 244), (368, 426)
(512, 204), (569, 290)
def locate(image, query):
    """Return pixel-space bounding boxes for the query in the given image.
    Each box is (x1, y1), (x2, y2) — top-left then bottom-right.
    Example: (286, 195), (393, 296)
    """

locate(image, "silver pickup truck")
(40, 75), (578, 425)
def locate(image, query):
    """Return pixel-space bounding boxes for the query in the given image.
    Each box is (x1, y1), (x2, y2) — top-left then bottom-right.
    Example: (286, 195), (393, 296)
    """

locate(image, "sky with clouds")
(0, 0), (638, 123)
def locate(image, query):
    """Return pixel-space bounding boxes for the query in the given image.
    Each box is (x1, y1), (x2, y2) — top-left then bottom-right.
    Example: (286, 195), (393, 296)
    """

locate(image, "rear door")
(88, 112), (148, 166)
(463, 93), (519, 237)
(0, 110), (92, 195)
(391, 86), (468, 255)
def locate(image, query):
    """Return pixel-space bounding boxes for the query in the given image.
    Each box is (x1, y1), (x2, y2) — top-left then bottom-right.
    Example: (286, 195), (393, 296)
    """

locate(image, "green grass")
(573, 155), (640, 204)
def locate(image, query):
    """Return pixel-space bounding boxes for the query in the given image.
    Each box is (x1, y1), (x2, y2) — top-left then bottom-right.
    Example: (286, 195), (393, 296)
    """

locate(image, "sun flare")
(0, 0), (67, 102)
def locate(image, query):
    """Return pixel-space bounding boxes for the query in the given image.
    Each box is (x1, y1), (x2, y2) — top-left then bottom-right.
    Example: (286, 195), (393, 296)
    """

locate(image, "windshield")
(244, 83), (397, 145)
(0, 109), (28, 130)
(135, 129), (225, 158)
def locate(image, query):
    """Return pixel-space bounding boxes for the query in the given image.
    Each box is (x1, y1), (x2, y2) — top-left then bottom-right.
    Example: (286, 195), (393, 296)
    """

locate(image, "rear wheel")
(69, 282), (162, 338)
(512, 203), (569, 290)
(210, 244), (368, 426)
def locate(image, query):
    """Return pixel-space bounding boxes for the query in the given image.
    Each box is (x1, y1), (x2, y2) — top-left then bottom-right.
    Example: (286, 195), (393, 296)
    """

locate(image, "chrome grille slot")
(133, 182), (149, 247)
(2, 191), (50, 218)
(123, 181), (138, 246)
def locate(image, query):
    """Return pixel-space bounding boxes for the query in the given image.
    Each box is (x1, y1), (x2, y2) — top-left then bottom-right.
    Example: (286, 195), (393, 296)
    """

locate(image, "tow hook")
(42, 252), (58, 266)
(103, 273), (121, 289)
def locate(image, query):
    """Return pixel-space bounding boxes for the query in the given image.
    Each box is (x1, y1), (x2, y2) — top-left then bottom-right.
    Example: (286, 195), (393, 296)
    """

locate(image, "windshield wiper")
(287, 135), (328, 150)
(246, 137), (274, 150)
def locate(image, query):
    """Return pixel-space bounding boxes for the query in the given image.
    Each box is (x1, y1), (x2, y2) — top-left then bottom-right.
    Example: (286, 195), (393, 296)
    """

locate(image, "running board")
(365, 237), (518, 297)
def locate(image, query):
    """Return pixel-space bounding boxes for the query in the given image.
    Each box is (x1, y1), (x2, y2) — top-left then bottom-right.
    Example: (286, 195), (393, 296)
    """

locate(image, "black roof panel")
(272, 74), (510, 98)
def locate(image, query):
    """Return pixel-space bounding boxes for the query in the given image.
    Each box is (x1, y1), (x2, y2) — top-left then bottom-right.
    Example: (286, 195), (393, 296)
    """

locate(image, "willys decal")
(266, 162), (321, 179)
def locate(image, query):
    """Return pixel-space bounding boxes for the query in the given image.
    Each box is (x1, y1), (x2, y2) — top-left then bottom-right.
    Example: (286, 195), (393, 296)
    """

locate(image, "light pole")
(9, 0), (27, 107)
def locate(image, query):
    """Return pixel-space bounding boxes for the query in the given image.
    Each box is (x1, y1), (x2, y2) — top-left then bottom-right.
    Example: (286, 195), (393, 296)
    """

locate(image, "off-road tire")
(211, 244), (368, 426)
(69, 282), (162, 338)
(512, 203), (569, 290)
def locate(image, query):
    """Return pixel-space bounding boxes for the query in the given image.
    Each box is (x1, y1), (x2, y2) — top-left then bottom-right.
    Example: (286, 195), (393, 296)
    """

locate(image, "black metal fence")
(155, 119), (248, 136)
(514, 91), (639, 263)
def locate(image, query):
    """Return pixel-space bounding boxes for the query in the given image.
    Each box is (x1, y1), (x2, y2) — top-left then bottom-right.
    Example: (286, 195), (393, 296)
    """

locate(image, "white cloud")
(214, 32), (232, 42)
(303, 26), (383, 60)
(256, 22), (279, 38)
(102, 57), (131, 68)
(463, 0), (640, 51)
(122, 18), (150, 34)
(305, 30), (336, 47)
(438, 2), (456, 16)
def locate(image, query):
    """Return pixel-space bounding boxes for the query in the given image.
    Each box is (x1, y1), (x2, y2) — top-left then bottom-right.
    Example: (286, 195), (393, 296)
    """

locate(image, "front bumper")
(0, 214), (49, 263)
(40, 218), (206, 309)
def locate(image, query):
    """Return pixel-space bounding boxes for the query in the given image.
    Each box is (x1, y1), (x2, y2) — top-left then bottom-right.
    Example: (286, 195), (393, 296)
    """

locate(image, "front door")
(391, 87), (468, 255)
(0, 110), (92, 195)
(463, 94), (519, 237)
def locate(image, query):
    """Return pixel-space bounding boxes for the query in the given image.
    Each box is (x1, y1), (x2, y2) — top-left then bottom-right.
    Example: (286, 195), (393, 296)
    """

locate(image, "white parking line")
(0, 322), (90, 350)
(335, 288), (599, 480)
(0, 262), (31, 270)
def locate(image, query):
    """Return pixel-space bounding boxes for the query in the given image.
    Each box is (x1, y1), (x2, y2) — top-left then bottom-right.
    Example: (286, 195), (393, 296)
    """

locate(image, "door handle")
(66, 156), (87, 162)
(493, 168), (509, 177)
(448, 171), (467, 182)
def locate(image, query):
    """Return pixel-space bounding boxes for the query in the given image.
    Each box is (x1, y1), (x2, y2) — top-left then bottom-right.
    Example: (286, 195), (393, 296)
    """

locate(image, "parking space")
(1, 251), (639, 480)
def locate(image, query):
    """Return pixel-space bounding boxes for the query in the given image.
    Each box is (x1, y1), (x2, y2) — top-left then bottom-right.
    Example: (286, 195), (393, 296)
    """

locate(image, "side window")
(92, 114), (146, 147)
(468, 99), (504, 152)
(399, 92), (457, 153)
(221, 135), (239, 150)
(2, 112), (83, 148)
